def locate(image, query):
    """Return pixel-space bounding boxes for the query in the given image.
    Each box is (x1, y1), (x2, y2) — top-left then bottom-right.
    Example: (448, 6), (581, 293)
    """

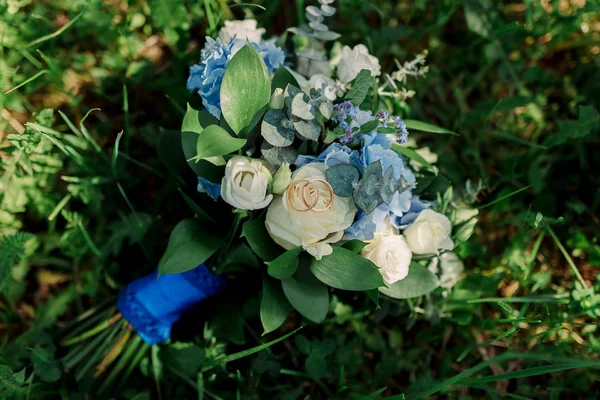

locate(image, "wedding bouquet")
(60, 0), (478, 392)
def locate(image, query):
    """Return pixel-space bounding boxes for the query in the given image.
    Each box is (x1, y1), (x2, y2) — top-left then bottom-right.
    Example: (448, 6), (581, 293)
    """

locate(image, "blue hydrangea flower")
(188, 36), (285, 118)
(360, 131), (394, 150)
(294, 143), (361, 170)
(253, 38), (285, 72)
(345, 205), (393, 241)
(197, 176), (221, 201)
(396, 196), (433, 226)
(187, 37), (236, 118)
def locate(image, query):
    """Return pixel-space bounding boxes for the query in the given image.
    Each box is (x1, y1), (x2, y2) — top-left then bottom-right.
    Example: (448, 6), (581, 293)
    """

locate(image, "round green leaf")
(220, 44), (271, 135)
(325, 164), (360, 197)
(261, 141), (298, 167)
(267, 248), (302, 280)
(158, 219), (224, 274)
(261, 110), (295, 147)
(282, 266), (329, 323)
(379, 262), (440, 299)
(309, 247), (384, 291)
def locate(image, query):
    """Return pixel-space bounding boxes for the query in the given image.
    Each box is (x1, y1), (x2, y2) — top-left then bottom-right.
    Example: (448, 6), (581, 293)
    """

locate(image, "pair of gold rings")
(286, 178), (334, 212)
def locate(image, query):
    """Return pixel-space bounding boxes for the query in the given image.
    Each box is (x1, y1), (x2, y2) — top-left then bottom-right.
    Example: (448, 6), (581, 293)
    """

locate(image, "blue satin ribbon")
(116, 264), (227, 344)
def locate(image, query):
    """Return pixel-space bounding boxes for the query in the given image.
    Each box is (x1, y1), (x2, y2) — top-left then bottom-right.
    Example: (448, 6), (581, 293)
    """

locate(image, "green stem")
(61, 313), (122, 346)
(547, 226), (587, 288)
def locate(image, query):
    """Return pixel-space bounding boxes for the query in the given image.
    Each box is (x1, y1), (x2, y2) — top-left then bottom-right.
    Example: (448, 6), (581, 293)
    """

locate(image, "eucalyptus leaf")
(379, 263), (439, 299)
(158, 219), (224, 274)
(261, 141), (299, 166)
(309, 247), (384, 291)
(282, 265), (329, 323)
(354, 160), (383, 214)
(261, 110), (295, 147)
(293, 119), (321, 141)
(325, 164), (360, 197)
(319, 101), (333, 120)
(220, 44), (271, 135)
(380, 166), (397, 204)
(260, 275), (291, 335)
(291, 93), (315, 120)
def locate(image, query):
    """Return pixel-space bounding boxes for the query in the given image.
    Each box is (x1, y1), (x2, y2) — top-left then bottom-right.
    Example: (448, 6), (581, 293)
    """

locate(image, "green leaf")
(379, 263), (439, 299)
(261, 110), (295, 147)
(309, 247), (384, 291)
(210, 301), (245, 344)
(181, 106), (222, 176)
(282, 265), (329, 323)
(158, 219), (224, 274)
(260, 275), (291, 335)
(271, 65), (300, 92)
(544, 105), (599, 147)
(354, 160), (383, 214)
(360, 119), (380, 134)
(161, 344), (206, 377)
(150, 0), (190, 29)
(195, 125), (246, 163)
(267, 248), (302, 280)
(404, 120), (459, 136)
(391, 143), (434, 170)
(340, 240), (368, 254)
(220, 43), (271, 135)
(157, 130), (189, 182)
(177, 188), (214, 223)
(344, 69), (372, 106)
(306, 355), (328, 380)
(326, 164), (360, 197)
(201, 327), (302, 372)
(241, 220), (280, 261)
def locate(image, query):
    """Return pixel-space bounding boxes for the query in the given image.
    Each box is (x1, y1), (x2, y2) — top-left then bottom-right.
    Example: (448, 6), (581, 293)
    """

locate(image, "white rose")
(403, 210), (454, 255)
(221, 156), (273, 210)
(428, 252), (464, 290)
(361, 233), (412, 285)
(265, 163), (357, 260)
(336, 44), (381, 84)
(218, 19), (265, 44)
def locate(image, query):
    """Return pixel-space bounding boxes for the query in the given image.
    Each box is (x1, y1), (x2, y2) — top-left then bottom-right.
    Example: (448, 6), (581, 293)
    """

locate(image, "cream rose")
(265, 163), (357, 259)
(218, 19), (265, 44)
(336, 44), (381, 84)
(403, 210), (454, 255)
(361, 233), (412, 285)
(221, 156), (273, 210)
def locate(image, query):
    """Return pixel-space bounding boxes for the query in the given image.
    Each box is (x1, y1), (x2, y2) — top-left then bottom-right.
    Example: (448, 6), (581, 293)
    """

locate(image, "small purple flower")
(392, 116), (409, 144)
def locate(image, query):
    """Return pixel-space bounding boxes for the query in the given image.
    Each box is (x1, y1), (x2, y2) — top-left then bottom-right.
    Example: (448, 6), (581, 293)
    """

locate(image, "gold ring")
(308, 178), (334, 212)
(287, 180), (319, 212)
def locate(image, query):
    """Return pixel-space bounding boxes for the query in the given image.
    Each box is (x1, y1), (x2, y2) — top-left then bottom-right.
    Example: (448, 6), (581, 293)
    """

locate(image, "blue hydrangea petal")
(197, 176), (222, 201)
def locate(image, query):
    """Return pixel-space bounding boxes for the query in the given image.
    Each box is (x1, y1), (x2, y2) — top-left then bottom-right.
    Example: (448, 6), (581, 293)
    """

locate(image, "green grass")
(1, 0), (599, 399)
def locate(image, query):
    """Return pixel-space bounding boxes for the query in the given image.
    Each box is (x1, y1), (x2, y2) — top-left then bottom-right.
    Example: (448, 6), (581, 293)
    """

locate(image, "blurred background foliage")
(1, 0), (599, 398)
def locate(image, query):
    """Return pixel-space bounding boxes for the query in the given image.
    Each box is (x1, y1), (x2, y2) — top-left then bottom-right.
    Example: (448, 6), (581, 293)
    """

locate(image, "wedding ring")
(308, 178), (334, 212)
(287, 179), (319, 212)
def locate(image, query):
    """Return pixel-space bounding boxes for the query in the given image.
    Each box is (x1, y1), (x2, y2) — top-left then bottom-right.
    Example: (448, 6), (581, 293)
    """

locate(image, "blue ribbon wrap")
(116, 264), (227, 345)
